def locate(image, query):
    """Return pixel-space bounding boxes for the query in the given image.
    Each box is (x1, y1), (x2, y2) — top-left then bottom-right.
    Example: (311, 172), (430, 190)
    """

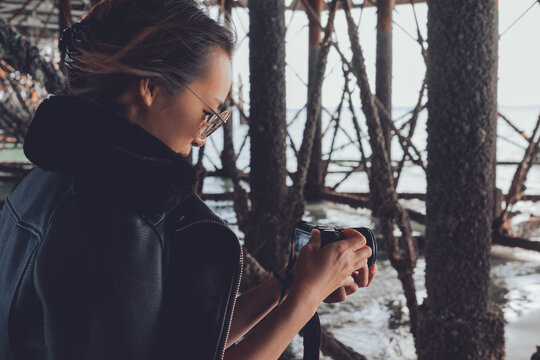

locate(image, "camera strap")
(301, 312), (321, 360)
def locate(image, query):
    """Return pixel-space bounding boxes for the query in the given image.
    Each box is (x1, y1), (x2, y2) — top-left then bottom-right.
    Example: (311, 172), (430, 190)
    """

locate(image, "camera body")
(294, 221), (377, 267)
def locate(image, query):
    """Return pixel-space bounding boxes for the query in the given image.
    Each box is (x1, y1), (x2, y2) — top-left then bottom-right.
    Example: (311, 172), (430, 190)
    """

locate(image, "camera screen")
(294, 227), (312, 258)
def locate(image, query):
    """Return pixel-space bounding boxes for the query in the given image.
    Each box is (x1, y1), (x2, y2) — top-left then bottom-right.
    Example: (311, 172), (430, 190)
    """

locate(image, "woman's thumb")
(308, 229), (322, 248)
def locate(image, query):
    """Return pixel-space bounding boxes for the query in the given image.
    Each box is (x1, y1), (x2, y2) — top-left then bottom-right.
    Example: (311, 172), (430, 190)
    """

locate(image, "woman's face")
(123, 48), (232, 157)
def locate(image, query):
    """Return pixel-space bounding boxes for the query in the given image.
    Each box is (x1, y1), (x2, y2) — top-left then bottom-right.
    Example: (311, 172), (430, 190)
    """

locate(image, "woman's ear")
(138, 78), (158, 107)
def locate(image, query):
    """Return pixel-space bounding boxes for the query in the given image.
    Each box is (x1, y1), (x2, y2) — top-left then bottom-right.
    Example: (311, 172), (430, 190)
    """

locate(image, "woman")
(0, 0), (376, 359)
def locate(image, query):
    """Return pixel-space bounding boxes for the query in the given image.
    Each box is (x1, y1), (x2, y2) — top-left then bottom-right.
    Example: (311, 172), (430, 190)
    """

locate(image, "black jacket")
(0, 95), (243, 360)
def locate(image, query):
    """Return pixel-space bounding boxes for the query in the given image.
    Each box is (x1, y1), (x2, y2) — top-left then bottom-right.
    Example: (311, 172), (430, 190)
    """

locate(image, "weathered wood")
(0, 0), (427, 42)
(394, 78), (426, 186)
(496, 115), (540, 234)
(206, 168), (249, 181)
(295, 0), (426, 11)
(493, 233), (540, 253)
(498, 112), (530, 141)
(327, 158), (540, 166)
(0, 58), (40, 143)
(531, 346), (540, 360)
(375, 0), (393, 158)
(220, 0), (250, 233)
(304, 0), (325, 201)
(321, 189), (427, 224)
(418, 0), (505, 358)
(342, 0), (419, 339)
(0, 18), (65, 94)
(322, 85), (347, 184)
(289, 0), (338, 221)
(246, 0), (289, 270)
(320, 327), (367, 360)
(329, 191), (540, 202)
(0, 161), (33, 174)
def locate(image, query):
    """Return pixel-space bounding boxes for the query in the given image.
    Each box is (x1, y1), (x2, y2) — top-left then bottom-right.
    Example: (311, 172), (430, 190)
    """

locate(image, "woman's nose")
(192, 136), (206, 147)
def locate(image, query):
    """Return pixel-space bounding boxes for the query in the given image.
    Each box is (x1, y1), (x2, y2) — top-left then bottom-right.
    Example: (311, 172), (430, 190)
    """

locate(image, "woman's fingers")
(336, 287), (347, 302)
(355, 265), (369, 287)
(323, 286), (348, 303)
(342, 274), (355, 287)
(340, 228), (367, 251)
(352, 263), (376, 288)
(352, 245), (372, 270)
(324, 268), (374, 303)
(345, 274), (360, 295)
(366, 264), (377, 286)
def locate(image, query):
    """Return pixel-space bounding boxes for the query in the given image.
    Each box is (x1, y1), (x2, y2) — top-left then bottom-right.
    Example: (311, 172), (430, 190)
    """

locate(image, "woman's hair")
(59, 0), (236, 110)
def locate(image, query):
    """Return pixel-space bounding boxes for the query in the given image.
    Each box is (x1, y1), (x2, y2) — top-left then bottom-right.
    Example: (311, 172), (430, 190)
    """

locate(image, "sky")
(221, 0), (540, 110)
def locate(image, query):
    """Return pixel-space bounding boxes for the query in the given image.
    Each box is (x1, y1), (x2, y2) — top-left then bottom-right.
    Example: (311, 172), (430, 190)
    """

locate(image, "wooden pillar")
(222, 0), (236, 178)
(368, 0), (394, 214)
(304, 0), (324, 201)
(418, 0), (504, 358)
(246, 0), (288, 270)
(375, 0), (393, 157)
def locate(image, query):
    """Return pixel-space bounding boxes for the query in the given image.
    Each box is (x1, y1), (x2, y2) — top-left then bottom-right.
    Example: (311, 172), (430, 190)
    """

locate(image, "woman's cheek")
(177, 113), (199, 138)
(193, 117), (206, 138)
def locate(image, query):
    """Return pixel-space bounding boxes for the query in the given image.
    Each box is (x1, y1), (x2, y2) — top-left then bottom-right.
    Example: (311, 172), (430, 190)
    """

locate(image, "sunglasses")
(180, 83), (231, 140)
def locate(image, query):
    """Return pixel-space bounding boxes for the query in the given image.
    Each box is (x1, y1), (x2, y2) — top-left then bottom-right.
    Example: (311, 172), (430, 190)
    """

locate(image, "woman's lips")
(178, 137), (206, 157)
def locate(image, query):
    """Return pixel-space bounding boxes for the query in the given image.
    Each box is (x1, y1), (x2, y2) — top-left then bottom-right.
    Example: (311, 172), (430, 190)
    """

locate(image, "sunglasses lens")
(200, 110), (231, 139)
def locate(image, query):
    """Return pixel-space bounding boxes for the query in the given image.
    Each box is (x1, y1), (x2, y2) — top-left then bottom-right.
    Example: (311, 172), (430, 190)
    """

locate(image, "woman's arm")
(226, 267), (287, 347)
(223, 284), (319, 360)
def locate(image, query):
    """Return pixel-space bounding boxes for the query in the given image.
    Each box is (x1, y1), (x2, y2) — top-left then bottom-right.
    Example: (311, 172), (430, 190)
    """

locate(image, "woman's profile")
(0, 1), (375, 359)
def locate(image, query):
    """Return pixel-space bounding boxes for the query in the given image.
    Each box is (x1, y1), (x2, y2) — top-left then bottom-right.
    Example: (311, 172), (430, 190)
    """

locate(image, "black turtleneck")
(23, 94), (197, 218)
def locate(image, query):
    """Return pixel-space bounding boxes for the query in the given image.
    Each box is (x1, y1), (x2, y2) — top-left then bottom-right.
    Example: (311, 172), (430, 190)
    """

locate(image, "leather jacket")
(0, 95), (243, 360)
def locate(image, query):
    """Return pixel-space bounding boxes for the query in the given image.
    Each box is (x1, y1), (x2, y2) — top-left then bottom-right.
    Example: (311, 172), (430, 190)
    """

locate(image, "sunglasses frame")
(179, 82), (231, 139)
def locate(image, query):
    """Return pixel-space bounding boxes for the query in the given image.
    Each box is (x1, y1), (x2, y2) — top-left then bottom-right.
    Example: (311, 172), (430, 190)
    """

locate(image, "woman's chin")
(177, 144), (193, 158)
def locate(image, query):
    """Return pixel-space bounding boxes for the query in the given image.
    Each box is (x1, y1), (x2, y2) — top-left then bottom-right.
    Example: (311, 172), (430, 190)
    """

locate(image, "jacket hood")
(23, 94), (197, 220)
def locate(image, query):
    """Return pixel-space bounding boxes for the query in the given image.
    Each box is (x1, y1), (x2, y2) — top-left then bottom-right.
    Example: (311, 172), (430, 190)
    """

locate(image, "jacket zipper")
(175, 219), (244, 360)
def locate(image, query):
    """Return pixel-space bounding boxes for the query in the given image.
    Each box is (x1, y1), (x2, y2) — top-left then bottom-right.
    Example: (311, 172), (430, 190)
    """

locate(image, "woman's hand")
(323, 263), (377, 303)
(288, 228), (374, 307)
(223, 228), (375, 360)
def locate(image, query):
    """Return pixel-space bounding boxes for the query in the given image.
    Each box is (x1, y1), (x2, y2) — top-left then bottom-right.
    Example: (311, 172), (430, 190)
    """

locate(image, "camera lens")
(354, 227), (377, 266)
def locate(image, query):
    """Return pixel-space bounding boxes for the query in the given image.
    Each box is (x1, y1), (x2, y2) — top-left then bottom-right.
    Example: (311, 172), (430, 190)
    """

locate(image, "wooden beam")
(294, 0), (427, 11)
(199, 0), (427, 10)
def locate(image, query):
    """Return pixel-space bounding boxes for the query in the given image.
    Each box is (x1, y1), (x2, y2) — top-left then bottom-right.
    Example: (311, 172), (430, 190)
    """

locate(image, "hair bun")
(58, 19), (92, 68)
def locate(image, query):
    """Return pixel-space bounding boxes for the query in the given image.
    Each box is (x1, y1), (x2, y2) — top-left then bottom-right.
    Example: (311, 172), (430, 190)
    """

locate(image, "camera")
(294, 221), (377, 267)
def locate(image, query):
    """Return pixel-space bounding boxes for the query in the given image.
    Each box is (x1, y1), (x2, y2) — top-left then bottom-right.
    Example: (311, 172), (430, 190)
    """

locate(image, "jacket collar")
(23, 94), (197, 221)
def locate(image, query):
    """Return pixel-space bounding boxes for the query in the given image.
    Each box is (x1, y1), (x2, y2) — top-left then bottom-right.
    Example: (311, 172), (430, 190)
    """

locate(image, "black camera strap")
(301, 312), (321, 360)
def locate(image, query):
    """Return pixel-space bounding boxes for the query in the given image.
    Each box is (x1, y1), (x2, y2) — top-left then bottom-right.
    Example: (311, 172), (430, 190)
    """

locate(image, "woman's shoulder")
(4, 167), (76, 235)
(5, 166), (146, 240)
(170, 193), (233, 233)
